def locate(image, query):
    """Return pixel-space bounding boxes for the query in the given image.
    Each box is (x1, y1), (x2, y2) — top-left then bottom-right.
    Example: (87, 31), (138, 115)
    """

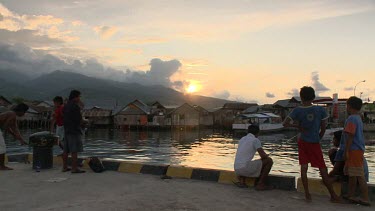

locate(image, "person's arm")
(257, 148), (269, 160)
(344, 133), (354, 161)
(319, 119), (327, 140)
(283, 117), (304, 132)
(50, 111), (56, 133)
(7, 116), (26, 145)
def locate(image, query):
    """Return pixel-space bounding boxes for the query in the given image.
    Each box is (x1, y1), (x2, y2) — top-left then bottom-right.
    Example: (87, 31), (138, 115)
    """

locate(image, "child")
(283, 86), (341, 202)
(51, 96), (65, 150)
(328, 130), (369, 183)
(343, 96), (370, 206)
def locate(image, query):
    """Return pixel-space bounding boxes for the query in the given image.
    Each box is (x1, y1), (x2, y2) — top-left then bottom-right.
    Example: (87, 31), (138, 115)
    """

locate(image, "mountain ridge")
(0, 69), (234, 109)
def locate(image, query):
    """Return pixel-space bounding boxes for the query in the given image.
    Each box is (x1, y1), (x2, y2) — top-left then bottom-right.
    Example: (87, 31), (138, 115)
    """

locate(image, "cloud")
(120, 37), (168, 44)
(22, 15), (64, 29)
(72, 20), (84, 26)
(123, 58), (182, 87)
(287, 88), (299, 97)
(266, 92), (275, 98)
(344, 87), (353, 91)
(93, 26), (118, 39)
(213, 90), (230, 100)
(0, 42), (182, 89)
(0, 29), (63, 47)
(311, 71), (330, 94)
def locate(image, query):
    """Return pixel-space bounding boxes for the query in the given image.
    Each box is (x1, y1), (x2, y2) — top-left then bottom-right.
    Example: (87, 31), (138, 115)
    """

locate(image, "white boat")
(232, 112), (284, 132)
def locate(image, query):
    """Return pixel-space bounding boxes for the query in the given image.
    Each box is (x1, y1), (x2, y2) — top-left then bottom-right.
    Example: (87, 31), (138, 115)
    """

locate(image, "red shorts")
(298, 139), (326, 168)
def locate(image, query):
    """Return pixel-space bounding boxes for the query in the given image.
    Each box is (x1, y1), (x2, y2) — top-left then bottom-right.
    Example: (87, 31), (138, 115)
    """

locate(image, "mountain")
(1, 70), (233, 109)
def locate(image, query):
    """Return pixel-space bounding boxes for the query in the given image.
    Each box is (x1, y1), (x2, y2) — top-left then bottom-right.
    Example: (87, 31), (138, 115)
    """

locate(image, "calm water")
(4, 128), (375, 183)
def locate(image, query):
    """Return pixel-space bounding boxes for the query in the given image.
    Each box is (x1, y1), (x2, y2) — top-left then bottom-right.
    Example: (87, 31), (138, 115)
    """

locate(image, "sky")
(0, 0), (374, 104)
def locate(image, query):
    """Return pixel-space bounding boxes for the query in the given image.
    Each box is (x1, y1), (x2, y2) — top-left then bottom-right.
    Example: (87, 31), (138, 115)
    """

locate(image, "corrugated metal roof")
(240, 113), (280, 118)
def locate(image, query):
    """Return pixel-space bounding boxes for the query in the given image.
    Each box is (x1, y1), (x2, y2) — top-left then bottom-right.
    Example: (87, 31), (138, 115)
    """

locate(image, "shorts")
(235, 159), (262, 177)
(0, 130), (6, 154)
(64, 133), (83, 153)
(298, 139), (326, 169)
(345, 150), (364, 177)
(56, 126), (64, 143)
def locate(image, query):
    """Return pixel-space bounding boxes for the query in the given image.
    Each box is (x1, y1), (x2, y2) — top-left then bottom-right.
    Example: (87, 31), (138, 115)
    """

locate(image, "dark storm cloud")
(0, 42), (182, 88)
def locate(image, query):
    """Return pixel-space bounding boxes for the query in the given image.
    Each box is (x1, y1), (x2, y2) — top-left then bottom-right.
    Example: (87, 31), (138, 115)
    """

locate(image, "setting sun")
(186, 82), (201, 94)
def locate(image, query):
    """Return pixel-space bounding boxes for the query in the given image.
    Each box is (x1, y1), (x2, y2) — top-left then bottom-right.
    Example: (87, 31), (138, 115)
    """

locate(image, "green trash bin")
(29, 131), (58, 169)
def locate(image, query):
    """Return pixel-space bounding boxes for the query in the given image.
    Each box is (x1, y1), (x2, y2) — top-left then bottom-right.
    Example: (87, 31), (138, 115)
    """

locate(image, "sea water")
(5, 128), (375, 184)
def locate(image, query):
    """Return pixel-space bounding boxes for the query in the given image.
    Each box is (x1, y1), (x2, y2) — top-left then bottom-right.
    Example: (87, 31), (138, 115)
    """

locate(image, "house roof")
(0, 96), (12, 105)
(82, 107), (112, 117)
(241, 106), (259, 114)
(273, 99), (295, 108)
(291, 96), (333, 103)
(115, 99), (150, 115)
(193, 105), (209, 113)
(222, 102), (258, 110)
(240, 112), (281, 119)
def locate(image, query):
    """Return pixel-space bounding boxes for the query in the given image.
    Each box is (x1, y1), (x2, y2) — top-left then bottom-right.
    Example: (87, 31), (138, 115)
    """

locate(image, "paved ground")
(0, 163), (371, 211)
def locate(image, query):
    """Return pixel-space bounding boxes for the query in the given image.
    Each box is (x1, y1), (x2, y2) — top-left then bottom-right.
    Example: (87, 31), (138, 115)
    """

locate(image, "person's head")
(346, 96), (362, 115)
(300, 86), (315, 103)
(332, 130), (342, 147)
(12, 103), (29, 117)
(69, 90), (81, 102)
(247, 124), (260, 137)
(53, 96), (64, 106)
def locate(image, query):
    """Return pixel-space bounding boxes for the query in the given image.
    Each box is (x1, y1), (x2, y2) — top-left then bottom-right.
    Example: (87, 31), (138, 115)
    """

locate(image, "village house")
(212, 103), (258, 129)
(114, 99), (150, 129)
(166, 103), (213, 129)
(148, 101), (168, 126)
(273, 99), (297, 120)
(82, 106), (113, 127)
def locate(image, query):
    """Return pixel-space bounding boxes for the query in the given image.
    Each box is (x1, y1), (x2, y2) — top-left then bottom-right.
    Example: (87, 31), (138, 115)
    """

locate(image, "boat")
(232, 112), (284, 132)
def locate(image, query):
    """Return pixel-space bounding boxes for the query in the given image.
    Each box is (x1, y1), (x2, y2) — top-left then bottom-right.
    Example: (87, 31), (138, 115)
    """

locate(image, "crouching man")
(234, 124), (274, 190)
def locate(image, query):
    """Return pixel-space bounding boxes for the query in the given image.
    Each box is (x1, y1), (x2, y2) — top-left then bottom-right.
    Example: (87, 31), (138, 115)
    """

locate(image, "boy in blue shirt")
(342, 97), (370, 206)
(283, 86), (340, 202)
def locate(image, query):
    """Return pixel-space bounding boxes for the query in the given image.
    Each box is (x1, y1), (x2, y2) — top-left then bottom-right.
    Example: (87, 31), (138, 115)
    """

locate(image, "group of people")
(234, 86), (370, 206)
(0, 90), (87, 174)
(0, 86), (372, 205)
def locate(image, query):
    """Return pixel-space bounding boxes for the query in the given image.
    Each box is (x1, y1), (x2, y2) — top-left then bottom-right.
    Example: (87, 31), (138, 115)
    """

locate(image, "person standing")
(0, 103), (29, 170)
(62, 90), (85, 173)
(234, 124), (274, 190)
(283, 86), (341, 202)
(50, 96), (65, 150)
(343, 97), (370, 206)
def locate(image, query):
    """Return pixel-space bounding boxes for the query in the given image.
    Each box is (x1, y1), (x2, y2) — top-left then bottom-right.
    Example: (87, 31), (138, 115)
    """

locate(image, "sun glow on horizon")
(186, 82), (201, 94)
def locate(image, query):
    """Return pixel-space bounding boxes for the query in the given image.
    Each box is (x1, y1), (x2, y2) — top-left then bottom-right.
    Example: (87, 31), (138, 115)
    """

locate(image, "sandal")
(357, 200), (371, 206)
(232, 181), (248, 188)
(62, 168), (71, 172)
(71, 169), (86, 174)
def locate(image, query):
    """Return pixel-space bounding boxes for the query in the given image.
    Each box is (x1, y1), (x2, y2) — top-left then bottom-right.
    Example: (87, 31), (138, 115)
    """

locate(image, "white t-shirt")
(234, 133), (262, 170)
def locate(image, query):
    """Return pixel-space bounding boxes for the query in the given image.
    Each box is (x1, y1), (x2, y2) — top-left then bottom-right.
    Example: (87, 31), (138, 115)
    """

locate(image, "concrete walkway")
(0, 163), (371, 211)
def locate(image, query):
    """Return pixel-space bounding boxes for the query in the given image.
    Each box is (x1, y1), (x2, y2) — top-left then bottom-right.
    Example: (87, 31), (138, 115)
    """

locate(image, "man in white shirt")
(234, 125), (273, 190)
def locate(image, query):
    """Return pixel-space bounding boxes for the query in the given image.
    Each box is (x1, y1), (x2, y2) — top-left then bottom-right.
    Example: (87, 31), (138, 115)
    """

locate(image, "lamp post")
(354, 80), (366, 96)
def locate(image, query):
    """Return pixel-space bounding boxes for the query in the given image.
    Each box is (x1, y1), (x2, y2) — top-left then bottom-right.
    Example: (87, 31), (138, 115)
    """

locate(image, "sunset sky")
(0, 0), (374, 104)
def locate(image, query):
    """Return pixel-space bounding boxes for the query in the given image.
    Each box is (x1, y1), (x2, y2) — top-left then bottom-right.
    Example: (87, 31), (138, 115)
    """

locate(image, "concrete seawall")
(5, 153), (374, 201)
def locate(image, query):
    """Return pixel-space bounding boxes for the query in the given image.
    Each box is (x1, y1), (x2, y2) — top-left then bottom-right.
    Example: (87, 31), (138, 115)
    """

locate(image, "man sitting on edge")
(234, 124), (274, 190)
